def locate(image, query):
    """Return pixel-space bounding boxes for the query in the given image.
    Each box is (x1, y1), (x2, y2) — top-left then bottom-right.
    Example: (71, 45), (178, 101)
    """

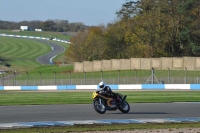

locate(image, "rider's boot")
(121, 95), (127, 101)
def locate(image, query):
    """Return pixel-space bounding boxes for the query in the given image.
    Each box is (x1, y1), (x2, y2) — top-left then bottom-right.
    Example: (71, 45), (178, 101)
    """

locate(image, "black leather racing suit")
(99, 86), (117, 99)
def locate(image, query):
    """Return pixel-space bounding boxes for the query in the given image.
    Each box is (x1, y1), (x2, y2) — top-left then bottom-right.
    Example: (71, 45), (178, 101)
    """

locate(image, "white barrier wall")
(165, 84), (190, 89)
(38, 86), (57, 90)
(4, 86), (21, 90)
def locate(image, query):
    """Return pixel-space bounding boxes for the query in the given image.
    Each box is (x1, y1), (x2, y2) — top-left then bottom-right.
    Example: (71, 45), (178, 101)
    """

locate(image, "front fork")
(98, 98), (102, 105)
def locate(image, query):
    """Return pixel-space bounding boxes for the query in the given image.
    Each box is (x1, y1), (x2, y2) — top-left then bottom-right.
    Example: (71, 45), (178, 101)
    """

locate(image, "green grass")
(0, 37), (51, 71)
(0, 30), (71, 40)
(29, 69), (200, 79)
(0, 37), (51, 59)
(0, 36), (72, 72)
(0, 37), (52, 71)
(0, 30), (71, 70)
(27, 65), (73, 74)
(0, 91), (200, 106)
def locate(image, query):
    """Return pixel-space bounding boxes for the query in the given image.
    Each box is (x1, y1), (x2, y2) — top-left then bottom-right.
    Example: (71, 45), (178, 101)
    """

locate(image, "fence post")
(118, 69), (120, 84)
(0, 72), (4, 86)
(26, 72), (29, 86)
(69, 71), (71, 85)
(134, 68), (137, 84)
(152, 68), (154, 84)
(54, 71), (56, 85)
(167, 67), (170, 84)
(101, 70), (103, 81)
(13, 71), (16, 86)
(185, 67), (187, 84)
(39, 71), (42, 85)
(84, 71), (86, 85)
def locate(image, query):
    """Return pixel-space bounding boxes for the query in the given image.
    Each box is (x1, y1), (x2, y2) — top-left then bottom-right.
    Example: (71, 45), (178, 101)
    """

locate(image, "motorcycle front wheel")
(118, 100), (130, 113)
(93, 99), (106, 114)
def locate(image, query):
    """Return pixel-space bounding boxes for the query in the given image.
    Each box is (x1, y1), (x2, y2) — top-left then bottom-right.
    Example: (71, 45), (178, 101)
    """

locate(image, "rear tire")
(93, 99), (106, 114)
(118, 100), (130, 113)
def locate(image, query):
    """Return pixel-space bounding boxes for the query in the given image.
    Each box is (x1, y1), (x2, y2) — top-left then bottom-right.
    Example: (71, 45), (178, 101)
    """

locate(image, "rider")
(98, 81), (118, 101)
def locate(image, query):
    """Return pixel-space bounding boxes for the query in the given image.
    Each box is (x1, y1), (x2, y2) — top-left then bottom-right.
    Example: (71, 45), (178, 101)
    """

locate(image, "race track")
(0, 103), (200, 123)
(36, 40), (65, 64)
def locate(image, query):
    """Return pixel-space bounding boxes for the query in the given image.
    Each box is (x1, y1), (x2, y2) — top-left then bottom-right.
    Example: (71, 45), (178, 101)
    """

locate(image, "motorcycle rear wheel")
(93, 99), (106, 114)
(118, 100), (130, 113)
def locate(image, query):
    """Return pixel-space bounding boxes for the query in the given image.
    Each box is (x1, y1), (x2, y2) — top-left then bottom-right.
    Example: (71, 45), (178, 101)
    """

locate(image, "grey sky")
(0, 0), (126, 26)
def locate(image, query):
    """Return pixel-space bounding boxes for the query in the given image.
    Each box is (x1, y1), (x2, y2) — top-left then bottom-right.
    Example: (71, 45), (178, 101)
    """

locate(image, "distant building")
(35, 29), (42, 32)
(20, 26), (28, 31)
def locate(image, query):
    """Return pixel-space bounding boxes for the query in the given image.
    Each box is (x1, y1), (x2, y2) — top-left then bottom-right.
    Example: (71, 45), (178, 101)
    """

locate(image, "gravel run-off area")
(70, 128), (200, 133)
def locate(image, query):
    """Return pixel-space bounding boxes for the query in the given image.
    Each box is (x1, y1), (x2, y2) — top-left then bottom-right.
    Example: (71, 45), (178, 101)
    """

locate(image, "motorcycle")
(92, 90), (130, 114)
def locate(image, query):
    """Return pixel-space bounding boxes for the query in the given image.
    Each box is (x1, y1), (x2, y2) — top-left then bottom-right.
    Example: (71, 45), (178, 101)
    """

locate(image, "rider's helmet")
(98, 81), (106, 90)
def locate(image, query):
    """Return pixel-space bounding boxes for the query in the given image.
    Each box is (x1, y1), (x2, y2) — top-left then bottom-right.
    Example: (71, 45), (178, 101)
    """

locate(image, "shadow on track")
(113, 112), (170, 114)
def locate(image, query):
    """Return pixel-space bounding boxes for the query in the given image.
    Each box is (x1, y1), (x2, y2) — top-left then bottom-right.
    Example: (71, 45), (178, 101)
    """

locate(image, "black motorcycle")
(92, 90), (130, 114)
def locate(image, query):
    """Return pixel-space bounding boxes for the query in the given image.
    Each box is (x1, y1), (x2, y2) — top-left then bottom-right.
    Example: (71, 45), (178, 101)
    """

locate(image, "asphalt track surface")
(36, 40), (65, 64)
(0, 103), (200, 123)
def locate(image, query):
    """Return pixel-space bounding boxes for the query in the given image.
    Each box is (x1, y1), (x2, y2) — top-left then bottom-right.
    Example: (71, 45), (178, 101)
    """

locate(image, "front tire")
(118, 100), (130, 113)
(93, 99), (106, 114)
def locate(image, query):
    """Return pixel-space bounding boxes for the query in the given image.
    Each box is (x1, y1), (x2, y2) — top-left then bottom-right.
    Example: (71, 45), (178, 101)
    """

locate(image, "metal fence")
(0, 69), (200, 86)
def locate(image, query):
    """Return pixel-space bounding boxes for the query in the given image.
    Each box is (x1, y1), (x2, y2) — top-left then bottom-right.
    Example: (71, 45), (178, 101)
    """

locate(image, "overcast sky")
(0, 0), (126, 26)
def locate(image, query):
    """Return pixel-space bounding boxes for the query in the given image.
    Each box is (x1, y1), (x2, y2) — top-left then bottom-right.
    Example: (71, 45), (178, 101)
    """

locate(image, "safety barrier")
(0, 84), (200, 90)
(0, 34), (70, 43)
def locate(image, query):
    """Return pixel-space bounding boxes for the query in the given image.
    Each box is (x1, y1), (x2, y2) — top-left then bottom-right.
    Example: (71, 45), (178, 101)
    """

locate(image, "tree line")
(0, 19), (89, 32)
(66, 0), (200, 62)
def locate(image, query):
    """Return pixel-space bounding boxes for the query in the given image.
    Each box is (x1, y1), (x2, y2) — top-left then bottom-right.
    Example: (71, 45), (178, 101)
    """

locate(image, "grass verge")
(0, 91), (200, 106)
(0, 37), (51, 71)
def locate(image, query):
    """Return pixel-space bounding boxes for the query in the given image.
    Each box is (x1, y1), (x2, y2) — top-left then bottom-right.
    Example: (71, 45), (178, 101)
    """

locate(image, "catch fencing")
(0, 69), (200, 86)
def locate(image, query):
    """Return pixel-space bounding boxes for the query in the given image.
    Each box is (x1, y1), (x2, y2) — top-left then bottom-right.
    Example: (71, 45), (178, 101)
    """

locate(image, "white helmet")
(98, 81), (106, 90)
